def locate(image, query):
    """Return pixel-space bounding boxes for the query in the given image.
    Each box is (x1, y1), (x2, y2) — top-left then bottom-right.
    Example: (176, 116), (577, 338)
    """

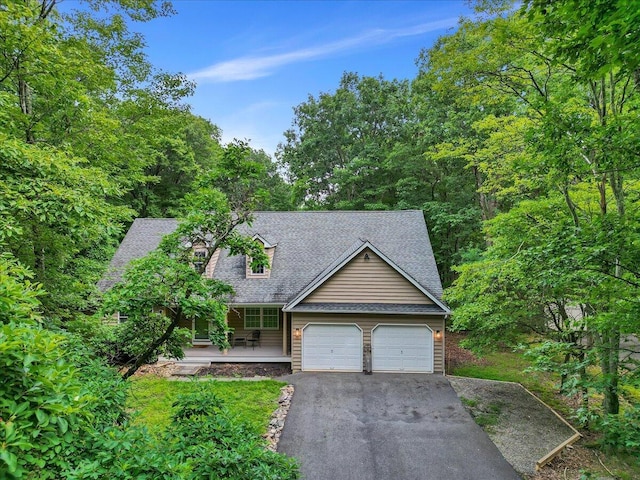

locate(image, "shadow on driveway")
(278, 373), (521, 480)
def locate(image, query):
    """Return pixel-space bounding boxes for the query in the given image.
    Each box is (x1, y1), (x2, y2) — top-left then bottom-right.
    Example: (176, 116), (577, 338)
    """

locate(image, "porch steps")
(172, 364), (208, 376)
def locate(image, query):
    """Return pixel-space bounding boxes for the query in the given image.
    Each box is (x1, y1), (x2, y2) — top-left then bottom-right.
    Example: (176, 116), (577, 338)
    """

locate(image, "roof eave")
(282, 307), (449, 315)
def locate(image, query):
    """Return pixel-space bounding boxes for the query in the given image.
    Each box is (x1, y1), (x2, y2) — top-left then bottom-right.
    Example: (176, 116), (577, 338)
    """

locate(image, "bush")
(0, 322), (133, 479)
(597, 406), (640, 454)
(167, 385), (300, 480)
(0, 323), (91, 478)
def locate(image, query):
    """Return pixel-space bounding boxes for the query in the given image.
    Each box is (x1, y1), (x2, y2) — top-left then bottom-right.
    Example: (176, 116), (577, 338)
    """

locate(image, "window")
(117, 312), (128, 323)
(262, 308), (279, 329)
(245, 308), (262, 329)
(193, 250), (207, 274)
(251, 263), (265, 275)
(247, 255), (268, 277)
(244, 307), (279, 330)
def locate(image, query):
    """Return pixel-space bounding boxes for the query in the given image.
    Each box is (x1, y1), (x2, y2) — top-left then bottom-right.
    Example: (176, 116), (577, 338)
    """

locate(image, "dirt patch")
(131, 361), (180, 377)
(196, 362), (292, 378)
(448, 376), (578, 476)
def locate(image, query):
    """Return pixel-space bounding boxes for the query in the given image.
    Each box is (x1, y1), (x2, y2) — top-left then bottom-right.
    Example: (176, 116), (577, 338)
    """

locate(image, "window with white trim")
(193, 250), (207, 274)
(117, 312), (128, 323)
(251, 263), (265, 275)
(244, 307), (279, 330)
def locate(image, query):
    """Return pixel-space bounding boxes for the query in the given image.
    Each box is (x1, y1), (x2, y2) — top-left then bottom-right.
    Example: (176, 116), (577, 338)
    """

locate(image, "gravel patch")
(448, 376), (579, 475)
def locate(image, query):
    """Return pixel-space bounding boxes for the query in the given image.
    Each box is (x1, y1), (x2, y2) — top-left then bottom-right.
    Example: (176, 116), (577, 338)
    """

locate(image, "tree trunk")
(122, 311), (182, 379)
(600, 327), (620, 415)
(18, 76), (35, 144)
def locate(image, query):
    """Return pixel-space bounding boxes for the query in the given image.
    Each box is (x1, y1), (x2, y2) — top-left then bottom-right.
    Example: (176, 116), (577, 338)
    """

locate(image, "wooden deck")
(171, 345), (291, 365)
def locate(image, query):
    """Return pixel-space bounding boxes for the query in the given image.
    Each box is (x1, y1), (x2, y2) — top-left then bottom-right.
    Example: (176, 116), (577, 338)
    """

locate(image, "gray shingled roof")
(98, 218), (178, 291)
(99, 211), (446, 309)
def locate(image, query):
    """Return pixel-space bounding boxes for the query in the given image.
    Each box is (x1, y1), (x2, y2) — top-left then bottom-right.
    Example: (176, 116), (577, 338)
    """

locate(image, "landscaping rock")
(263, 384), (294, 452)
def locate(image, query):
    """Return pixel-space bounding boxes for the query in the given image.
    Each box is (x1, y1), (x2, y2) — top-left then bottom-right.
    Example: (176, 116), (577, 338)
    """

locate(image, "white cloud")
(188, 18), (457, 83)
(217, 101), (285, 156)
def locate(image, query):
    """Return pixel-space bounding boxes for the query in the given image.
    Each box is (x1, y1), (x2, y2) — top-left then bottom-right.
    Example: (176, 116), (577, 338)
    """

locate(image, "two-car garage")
(301, 323), (434, 373)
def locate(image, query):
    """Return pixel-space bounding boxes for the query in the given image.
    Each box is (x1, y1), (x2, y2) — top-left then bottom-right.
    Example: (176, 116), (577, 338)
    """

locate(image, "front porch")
(177, 345), (292, 364)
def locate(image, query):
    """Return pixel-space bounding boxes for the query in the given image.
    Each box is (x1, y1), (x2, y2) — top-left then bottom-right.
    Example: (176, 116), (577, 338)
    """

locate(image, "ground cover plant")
(128, 377), (287, 437)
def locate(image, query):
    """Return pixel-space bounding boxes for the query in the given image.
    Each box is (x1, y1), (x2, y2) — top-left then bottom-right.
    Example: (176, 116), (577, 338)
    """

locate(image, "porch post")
(282, 310), (288, 355)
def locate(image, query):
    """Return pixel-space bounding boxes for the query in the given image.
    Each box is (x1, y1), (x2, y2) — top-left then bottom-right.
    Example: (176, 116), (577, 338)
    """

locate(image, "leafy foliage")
(101, 150), (270, 378)
(436, 0), (640, 437)
(0, 321), (131, 479)
(167, 386), (299, 479)
(0, 254), (43, 325)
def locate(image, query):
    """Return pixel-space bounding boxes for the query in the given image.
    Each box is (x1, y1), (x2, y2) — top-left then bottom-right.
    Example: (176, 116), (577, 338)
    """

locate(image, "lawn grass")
(127, 376), (286, 437)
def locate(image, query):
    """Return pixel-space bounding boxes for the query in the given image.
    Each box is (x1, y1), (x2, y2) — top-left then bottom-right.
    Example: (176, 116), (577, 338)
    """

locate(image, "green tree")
(0, 0), (223, 318)
(278, 72), (485, 285)
(102, 148), (269, 378)
(278, 72), (413, 209)
(433, 1), (640, 419)
(0, 136), (132, 318)
(124, 110), (223, 217)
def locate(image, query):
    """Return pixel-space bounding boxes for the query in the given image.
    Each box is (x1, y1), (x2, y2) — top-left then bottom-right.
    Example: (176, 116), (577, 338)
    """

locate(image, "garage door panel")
(302, 324), (362, 372)
(372, 325), (433, 373)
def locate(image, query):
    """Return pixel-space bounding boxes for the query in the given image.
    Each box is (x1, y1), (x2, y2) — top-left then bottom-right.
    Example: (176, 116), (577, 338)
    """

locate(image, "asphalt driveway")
(278, 373), (521, 480)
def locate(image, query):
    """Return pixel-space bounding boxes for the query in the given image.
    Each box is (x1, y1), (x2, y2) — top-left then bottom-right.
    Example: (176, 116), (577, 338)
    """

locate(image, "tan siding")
(291, 313), (445, 374)
(177, 317), (192, 329)
(227, 307), (284, 348)
(104, 313), (119, 326)
(306, 249), (433, 304)
(205, 248), (220, 277)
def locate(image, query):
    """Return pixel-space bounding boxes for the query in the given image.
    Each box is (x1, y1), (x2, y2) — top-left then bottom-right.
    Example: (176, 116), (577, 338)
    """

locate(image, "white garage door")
(372, 325), (433, 373)
(302, 324), (362, 371)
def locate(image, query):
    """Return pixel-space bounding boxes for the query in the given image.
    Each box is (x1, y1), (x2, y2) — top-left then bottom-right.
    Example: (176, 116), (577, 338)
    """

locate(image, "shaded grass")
(127, 376), (286, 437)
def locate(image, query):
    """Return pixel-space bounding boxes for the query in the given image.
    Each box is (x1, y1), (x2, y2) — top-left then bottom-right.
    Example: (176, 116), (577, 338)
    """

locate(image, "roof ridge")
(250, 210), (422, 214)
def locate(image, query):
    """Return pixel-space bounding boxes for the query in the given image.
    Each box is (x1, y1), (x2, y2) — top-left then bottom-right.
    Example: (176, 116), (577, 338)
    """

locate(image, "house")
(100, 210), (450, 373)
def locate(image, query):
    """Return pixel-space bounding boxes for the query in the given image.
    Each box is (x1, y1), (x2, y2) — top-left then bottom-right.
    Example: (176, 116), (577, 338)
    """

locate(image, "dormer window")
(246, 234), (276, 279)
(193, 250), (207, 274)
(251, 263), (265, 275)
(247, 255), (269, 278)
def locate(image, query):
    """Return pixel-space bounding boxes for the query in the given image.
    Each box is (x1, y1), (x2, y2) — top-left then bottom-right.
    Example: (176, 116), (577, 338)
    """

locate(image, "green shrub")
(167, 385), (300, 480)
(597, 406), (640, 454)
(0, 323), (90, 478)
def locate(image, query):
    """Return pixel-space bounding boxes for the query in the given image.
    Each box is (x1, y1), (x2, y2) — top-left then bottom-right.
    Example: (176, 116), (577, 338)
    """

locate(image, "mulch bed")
(196, 362), (291, 378)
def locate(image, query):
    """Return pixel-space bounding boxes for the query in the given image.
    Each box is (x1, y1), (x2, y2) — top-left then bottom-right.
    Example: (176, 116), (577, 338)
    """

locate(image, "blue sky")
(81, 1), (474, 155)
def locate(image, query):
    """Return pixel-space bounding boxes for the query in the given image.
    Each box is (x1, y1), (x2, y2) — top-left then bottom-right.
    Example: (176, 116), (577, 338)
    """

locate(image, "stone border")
(263, 384), (294, 451)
